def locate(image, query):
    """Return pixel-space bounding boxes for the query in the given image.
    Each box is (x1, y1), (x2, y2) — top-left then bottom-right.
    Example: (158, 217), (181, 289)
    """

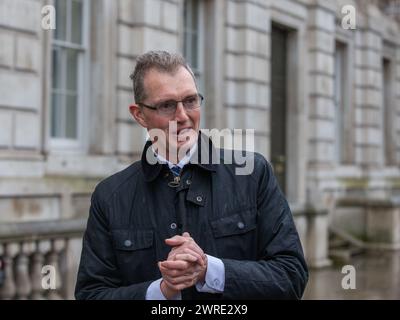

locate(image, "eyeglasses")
(138, 93), (204, 117)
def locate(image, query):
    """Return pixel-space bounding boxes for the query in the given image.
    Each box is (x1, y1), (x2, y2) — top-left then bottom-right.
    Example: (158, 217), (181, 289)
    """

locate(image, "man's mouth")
(177, 127), (191, 135)
(173, 127), (195, 142)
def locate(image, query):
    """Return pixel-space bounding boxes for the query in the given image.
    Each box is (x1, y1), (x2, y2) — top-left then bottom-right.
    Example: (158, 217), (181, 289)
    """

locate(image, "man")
(75, 51), (308, 300)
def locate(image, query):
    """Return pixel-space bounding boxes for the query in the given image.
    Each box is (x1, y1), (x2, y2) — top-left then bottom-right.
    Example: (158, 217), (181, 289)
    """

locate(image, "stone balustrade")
(0, 219), (86, 300)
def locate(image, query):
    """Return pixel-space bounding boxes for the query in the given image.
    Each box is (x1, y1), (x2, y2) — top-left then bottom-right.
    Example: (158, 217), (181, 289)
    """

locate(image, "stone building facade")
(0, 0), (399, 299)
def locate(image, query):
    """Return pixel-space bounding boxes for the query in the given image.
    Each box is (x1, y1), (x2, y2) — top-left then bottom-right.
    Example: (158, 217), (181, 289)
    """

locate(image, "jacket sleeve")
(74, 188), (152, 300)
(220, 156), (309, 299)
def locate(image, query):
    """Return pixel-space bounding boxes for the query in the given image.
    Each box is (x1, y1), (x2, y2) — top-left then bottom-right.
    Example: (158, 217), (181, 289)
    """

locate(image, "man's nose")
(174, 102), (189, 122)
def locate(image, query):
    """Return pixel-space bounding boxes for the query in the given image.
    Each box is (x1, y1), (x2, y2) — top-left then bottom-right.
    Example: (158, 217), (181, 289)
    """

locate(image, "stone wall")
(0, 0), (42, 153)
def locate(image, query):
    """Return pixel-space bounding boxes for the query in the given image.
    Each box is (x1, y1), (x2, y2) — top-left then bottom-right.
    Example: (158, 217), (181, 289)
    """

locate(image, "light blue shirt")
(145, 143), (225, 300)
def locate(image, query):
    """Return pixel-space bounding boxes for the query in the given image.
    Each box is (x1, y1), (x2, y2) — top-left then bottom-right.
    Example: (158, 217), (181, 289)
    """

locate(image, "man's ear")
(129, 104), (147, 128)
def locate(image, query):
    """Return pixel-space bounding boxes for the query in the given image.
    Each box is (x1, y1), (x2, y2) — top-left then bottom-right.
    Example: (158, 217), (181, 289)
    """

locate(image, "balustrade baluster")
(0, 243), (18, 299)
(14, 242), (33, 299)
(46, 239), (65, 300)
(30, 240), (45, 300)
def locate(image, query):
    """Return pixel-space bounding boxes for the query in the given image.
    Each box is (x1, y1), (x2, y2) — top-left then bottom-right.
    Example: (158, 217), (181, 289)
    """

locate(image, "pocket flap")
(111, 229), (153, 251)
(210, 213), (256, 238)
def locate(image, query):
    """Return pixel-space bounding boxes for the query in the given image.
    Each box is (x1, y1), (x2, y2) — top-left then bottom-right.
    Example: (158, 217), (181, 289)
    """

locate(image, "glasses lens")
(156, 100), (177, 115)
(183, 94), (201, 110)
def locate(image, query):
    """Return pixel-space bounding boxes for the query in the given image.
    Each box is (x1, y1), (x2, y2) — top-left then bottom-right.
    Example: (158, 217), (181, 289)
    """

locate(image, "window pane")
(71, 0), (83, 44)
(334, 42), (346, 163)
(52, 48), (62, 89)
(66, 49), (78, 91)
(65, 94), (77, 139)
(51, 92), (63, 138)
(55, 0), (66, 41)
(191, 33), (198, 69)
(184, 0), (199, 69)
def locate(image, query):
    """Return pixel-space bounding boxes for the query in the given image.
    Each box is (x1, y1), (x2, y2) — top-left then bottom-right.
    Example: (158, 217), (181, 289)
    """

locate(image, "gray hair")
(130, 51), (197, 104)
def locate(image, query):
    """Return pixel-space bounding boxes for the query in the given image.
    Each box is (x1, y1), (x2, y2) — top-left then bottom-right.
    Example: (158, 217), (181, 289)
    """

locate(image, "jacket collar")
(141, 131), (218, 182)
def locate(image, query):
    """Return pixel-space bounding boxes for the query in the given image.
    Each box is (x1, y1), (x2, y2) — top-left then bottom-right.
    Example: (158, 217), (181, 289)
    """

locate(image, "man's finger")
(162, 278), (191, 291)
(160, 260), (192, 270)
(163, 273), (199, 286)
(169, 248), (204, 264)
(159, 264), (183, 277)
(160, 260), (201, 275)
(173, 253), (198, 262)
(165, 235), (191, 246)
(181, 243), (205, 258)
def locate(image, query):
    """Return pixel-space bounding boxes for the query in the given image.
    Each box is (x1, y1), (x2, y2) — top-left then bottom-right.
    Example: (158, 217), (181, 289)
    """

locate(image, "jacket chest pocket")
(111, 229), (157, 283)
(209, 208), (257, 259)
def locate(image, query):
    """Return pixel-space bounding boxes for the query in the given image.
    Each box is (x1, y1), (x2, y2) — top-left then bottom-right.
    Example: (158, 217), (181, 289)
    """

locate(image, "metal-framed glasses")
(138, 93), (204, 116)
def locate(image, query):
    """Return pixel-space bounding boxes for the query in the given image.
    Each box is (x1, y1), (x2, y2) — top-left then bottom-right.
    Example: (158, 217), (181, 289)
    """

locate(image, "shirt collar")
(141, 131), (217, 182)
(154, 143), (198, 170)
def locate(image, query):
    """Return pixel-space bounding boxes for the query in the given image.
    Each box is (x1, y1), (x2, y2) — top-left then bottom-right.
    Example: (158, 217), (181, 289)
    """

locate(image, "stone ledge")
(336, 196), (400, 208)
(0, 218), (86, 243)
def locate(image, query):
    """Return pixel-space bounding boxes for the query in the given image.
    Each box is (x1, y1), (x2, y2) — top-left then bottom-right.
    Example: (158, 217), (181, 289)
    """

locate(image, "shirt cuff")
(145, 278), (182, 300)
(195, 254), (225, 293)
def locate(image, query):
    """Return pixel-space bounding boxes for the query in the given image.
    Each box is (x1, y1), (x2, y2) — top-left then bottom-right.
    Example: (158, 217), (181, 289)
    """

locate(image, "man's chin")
(175, 138), (196, 151)
(167, 134), (197, 157)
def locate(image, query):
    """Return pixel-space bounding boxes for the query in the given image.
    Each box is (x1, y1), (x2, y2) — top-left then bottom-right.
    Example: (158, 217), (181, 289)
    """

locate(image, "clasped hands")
(158, 232), (207, 299)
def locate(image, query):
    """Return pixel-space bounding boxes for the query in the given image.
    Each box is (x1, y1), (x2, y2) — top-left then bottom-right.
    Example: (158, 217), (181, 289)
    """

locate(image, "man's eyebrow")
(153, 92), (198, 103)
(152, 97), (176, 104)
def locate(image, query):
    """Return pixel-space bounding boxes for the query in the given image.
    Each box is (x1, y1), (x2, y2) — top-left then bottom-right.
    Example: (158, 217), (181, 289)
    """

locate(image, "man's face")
(130, 66), (201, 160)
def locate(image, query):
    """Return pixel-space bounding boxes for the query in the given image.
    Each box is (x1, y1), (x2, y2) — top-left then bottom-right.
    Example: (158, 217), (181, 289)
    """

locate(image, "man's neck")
(155, 143), (197, 168)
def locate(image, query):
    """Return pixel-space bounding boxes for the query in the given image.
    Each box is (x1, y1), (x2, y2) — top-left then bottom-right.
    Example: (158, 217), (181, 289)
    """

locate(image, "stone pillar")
(307, 1), (336, 175)
(224, 0), (271, 158)
(305, 0), (336, 267)
(396, 45), (400, 164)
(89, 0), (118, 156)
(354, 5), (384, 168)
(306, 210), (331, 268)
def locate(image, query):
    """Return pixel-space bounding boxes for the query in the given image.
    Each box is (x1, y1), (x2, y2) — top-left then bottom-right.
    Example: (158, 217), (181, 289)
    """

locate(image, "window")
(383, 57), (396, 165)
(183, 0), (204, 93)
(334, 41), (347, 164)
(50, 0), (88, 148)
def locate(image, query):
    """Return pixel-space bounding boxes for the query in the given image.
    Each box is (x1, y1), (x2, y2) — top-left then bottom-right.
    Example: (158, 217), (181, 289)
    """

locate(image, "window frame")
(48, 0), (90, 152)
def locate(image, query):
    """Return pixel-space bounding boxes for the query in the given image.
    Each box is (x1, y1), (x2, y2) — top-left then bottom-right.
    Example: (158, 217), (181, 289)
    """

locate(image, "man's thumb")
(165, 236), (185, 246)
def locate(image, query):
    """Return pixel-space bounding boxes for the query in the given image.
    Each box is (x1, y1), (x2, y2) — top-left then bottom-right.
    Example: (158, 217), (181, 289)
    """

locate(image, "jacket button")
(124, 240), (132, 247)
(237, 222), (245, 229)
(170, 223), (177, 230)
(196, 196), (203, 202)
